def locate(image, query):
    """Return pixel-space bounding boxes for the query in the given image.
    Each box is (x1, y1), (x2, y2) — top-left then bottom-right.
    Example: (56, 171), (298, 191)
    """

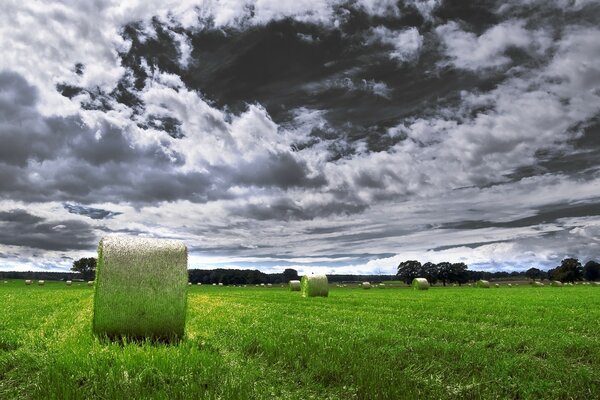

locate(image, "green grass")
(1, 281), (600, 399)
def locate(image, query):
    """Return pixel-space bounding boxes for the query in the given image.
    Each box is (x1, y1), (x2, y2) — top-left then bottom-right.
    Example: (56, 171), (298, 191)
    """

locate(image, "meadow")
(1, 281), (599, 399)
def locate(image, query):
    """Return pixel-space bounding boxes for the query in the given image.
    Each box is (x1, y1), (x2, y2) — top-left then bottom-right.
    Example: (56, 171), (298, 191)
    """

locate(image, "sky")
(1, 0), (599, 275)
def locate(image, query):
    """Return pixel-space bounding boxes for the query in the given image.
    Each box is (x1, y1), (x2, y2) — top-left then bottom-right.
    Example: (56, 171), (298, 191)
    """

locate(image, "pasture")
(1, 281), (599, 399)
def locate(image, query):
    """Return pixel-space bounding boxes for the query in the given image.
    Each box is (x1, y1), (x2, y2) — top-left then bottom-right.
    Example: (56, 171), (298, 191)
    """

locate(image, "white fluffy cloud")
(435, 20), (551, 71)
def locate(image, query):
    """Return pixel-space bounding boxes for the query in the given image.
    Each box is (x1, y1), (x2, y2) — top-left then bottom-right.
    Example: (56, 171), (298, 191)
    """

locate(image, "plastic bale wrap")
(533, 281), (544, 287)
(412, 278), (430, 290)
(551, 281), (563, 287)
(379, 283), (385, 289)
(476, 280), (490, 288)
(66, 281), (72, 286)
(289, 280), (301, 291)
(301, 275), (329, 297)
(38, 280), (45, 286)
(93, 236), (188, 340)
(25, 280), (32, 285)
(362, 282), (371, 289)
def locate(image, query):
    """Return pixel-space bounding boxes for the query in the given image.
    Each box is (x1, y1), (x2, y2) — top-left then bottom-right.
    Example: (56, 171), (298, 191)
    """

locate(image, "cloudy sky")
(1, 0), (599, 274)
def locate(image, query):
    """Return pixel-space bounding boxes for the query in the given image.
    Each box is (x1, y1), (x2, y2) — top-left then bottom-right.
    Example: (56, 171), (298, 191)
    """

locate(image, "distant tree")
(525, 267), (543, 281)
(397, 260), (422, 284)
(436, 262), (452, 286)
(420, 262), (438, 285)
(583, 261), (600, 282)
(282, 269), (299, 282)
(449, 262), (469, 285)
(550, 258), (583, 283)
(71, 257), (96, 281)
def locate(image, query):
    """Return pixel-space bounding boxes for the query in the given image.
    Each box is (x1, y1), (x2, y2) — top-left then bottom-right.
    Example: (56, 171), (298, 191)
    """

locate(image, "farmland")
(1, 281), (599, 399)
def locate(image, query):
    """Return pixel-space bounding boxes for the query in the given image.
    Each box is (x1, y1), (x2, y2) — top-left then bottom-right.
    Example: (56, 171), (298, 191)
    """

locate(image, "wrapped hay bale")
(218, 283), (224, 286)
(87, 281), (94, 286)
(93, 236), (188, 339)
(533, 281), (544, 287)
(379, 283), (385, 289)
(412, 278), (430, 290)
(25, 280), (32, 285)
(289, 280), (301, 291)
(66, 280), (72, 286)
(197, 283), (201, 286)
(38, 280), (45, 286)
(476, 280), (490, 288)
(494, 283), (500, 288)
(301, 275), (329, 297)
(362, 282), (371, 289)
(551, 281), (563, 287)
(188, 282), (192, 286)
(267, 283), (272, 287)
(507, 283), (512, 287)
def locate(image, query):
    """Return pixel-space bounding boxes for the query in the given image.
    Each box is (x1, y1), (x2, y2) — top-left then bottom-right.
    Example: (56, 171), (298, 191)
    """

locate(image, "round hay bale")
(66, 280), (72, 286)
(412, 278), (430, 290)
(38, 280), (45, 286)
(494, 283), (500, 288)
(551, 281), (563, 287)
(379, 283), (385, 289)
(532, 281), (544, 287)
(267, 283), (272, 287)
(197, 283), (201, 286)
(289, 280), (301, 291)
(3, 280), (8, 284)
(188, 282), (192, 286)
(25, 280), (32, 285)
(467, 283), (472, 287)
(362, 282), (371, 289)
(476, 280), (490, 288)
(301, 275), (329, 297)
(87, 281), (94, 286)
(93, 236), (188, 339)
(507, 283), (512, 287)
(218, 283), (224, 286)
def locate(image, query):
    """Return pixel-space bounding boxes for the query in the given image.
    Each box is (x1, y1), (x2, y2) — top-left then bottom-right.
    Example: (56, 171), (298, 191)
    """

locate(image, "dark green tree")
(550, 258), (583, 283)
(71, 257), (96, 281)
(420, 262), (438, 285)
(449, 262), (469, 285)
(583, 260), (600, 282)
(282, 268), (299, 282)
(525, 267), (543, 281)
(436, 262), (452, 286)
(397, 260), (422, 285)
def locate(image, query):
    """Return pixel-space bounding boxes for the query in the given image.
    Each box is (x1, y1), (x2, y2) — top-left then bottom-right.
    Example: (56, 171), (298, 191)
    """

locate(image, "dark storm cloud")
(0, 71), (320, 205)
(0, 209), (96, 251)
(63, 203), (122, 220)
(441, 202), (600, 230)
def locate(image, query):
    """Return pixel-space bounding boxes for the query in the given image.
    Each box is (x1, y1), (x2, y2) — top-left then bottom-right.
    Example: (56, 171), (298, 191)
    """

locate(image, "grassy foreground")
(1, 282), (599, 399)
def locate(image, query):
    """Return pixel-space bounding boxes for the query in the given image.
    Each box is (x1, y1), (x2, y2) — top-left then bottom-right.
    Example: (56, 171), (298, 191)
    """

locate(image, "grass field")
(1, 281), (599, 399)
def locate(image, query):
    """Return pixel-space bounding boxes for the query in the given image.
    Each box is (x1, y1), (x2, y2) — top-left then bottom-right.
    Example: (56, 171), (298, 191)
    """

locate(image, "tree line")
(396, 258), (600, 285)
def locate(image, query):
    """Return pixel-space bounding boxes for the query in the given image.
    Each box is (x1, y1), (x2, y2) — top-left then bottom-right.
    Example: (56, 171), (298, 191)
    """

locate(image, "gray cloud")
(0, 209), (96, 251)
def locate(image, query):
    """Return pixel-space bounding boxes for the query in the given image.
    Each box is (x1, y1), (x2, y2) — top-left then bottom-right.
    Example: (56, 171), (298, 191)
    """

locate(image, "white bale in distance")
(3, 281), (8, 284)
(38, 280), (45, 286)
(533, 281), (544, 287)
(25, 280), (32, 285)
(218, 283), (223, 286)
(267, 283), (272, 287)
(289, 280), (301, 291)
(212, 283), (216, 286)
(362, 282), (371, 289)
(379, 283), (385, 288)
(197, 283), (201, 286)
(188, 282), (192, 286)
(412, 278), (430, 290)
(551, 281), (563, 287)
(507, 284), (512, 287)
(476, 280), (490, 288)
(66, 280), (72, 286)
(87, 281), (94, 286)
